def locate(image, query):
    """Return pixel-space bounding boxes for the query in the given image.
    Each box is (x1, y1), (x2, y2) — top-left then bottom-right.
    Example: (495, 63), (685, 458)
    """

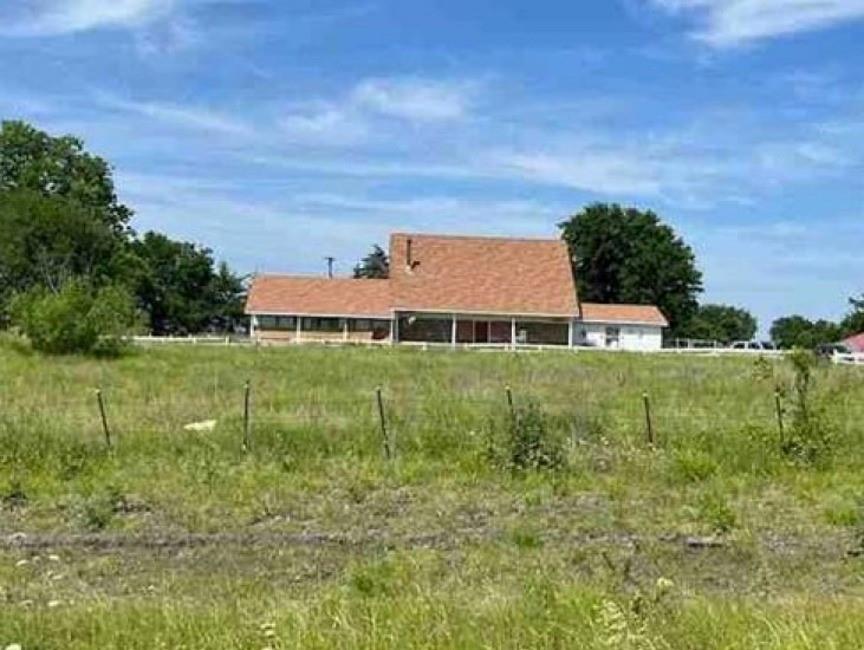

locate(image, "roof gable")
(389, 233), (579, 316)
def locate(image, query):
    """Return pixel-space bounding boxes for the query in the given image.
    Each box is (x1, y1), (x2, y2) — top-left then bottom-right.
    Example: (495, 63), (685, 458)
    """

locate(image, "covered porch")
(394, 312), (573, 348)
(251, 314), (391, 344)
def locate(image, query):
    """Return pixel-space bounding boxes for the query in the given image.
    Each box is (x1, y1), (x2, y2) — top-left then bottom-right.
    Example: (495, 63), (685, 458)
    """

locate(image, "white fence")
(128, 335), (861, 364)
(130, 335), (234, 346)
(661, 347), (786, 357)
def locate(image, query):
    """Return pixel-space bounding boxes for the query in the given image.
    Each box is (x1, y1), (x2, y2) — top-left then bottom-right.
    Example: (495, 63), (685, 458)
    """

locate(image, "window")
(605, 326), (621, 348)
(518, 321), (568, 345)
(257, 315), (295, 330)
(302, 318), (342, 332)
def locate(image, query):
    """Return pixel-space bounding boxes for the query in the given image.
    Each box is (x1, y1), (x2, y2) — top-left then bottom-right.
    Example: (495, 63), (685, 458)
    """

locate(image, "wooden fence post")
(642, 392), (655, 446)
(96, 389), (112, 449)
(243, 379), (251, 452)
(774, 388), (785, 447)
(505, 385), (516, 425)
(376, 386), (391, 460)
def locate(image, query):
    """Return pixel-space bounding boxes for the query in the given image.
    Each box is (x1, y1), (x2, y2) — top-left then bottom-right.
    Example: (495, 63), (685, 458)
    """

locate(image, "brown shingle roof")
(246, 275), (391, 318)
(389, 233), (579, 317)
(580, 303), (668, 327)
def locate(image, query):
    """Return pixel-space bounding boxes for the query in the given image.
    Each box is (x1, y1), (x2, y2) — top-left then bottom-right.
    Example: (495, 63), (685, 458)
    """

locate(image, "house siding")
(573, 322), (663, 351)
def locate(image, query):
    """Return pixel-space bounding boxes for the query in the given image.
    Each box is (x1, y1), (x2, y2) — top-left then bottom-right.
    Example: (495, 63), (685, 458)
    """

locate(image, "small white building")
(246, 232), (668, 351)
(575, 303), (667, 351)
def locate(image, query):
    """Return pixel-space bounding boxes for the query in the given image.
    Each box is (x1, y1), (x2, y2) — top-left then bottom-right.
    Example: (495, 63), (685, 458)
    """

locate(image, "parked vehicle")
(730, 340), (776, 351)
(816, 342), (851, 358)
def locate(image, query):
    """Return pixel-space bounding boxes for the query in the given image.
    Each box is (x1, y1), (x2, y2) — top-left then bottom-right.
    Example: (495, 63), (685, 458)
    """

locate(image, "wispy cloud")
(272, 76), (477, 146)
(0, 0), (177, 37)
(489, 150), (665, 196)
(650, 0), (864, 46)
(95, 93), (253, 137)
(351, 77), (475, 122)
(278, 107), (369, 146)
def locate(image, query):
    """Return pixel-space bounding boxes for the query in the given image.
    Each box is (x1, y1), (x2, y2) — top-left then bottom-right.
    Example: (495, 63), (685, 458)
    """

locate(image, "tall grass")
(2, 340), (864, 647)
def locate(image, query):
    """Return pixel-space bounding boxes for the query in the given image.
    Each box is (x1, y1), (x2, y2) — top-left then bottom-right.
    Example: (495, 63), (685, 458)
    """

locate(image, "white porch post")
(249, 314), (256, 340)
(391, 313), (399, 345)
(343, 319), (349, 342)
(568, 319), (574, 349)
(295, 316), (302, 344)
(451, 314), (457, 348)
(511, 318), (517, 350)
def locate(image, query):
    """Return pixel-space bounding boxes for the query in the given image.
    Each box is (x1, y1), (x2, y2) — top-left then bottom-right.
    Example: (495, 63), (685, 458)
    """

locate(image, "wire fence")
(3, 376), (864, 458)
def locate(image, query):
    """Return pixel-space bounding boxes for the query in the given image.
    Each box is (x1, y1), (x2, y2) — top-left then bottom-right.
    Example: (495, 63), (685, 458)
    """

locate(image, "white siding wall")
(571, 321), (663, 351)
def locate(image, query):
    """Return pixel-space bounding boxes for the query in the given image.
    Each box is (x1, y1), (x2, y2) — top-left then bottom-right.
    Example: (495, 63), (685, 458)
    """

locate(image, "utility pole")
(324, 256), (335, 279)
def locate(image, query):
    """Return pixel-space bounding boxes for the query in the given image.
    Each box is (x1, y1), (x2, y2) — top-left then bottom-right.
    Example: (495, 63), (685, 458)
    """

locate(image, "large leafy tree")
(0, 121), (247, 336)
(0, 190), (129, 322)
(0, 120), (132, 233)
(770, 315), (842, 349)
(353, 244), (389, 279)
(682, 303), (757, 343)
(130, 232), (245, 335)
(559, 203), (702, 336)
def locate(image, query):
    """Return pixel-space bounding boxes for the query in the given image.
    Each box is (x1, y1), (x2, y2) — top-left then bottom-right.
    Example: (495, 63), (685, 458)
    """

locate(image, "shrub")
(506, 403), (564, 471)
(779, 349), (834, 465)
(10, 279), (138, 355)
(670, 448), (717, 483)
(696, 492), (737, 534)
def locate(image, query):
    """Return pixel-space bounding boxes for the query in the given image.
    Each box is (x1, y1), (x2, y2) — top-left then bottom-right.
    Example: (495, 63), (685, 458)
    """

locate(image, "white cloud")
(278, 107), (369, 146)
(96, 94), (253, 137)
(490, 150), (665, 196)
(271, 76), (476, 146)
(650, 0), (864, 46)
(0, 0), (176, 36)
(351, 77), (474, 121)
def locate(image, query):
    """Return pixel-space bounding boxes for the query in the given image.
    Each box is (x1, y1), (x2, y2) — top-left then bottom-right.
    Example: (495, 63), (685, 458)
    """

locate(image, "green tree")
(841, 295), (864, 336)
(130, 232), (245, 334)
(683, 303), (758, 343)
(770, 315), (841, 349)
(0, 190), (128, 322)
(0, 121), (132, 233)
(559, 203), (702, 336)
(353, 244), (389, 279)
(10, 279), (138, 355)
(209, 261), (247, 330)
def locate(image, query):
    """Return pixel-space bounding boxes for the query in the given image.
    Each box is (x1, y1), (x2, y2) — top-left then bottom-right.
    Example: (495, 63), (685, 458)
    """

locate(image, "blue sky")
(1, 0), (863, 332)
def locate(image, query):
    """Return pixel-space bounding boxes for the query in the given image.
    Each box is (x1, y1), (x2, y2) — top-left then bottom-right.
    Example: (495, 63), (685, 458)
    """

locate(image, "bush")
(696, 492), (737, 534)
(779, 349), (834, 465)
(10, 279), (138, 355)
(503, 403), (564, 471)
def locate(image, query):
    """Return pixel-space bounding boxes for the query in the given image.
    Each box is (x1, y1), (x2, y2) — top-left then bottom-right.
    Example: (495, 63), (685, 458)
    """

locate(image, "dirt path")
(0, 528), (648, 552)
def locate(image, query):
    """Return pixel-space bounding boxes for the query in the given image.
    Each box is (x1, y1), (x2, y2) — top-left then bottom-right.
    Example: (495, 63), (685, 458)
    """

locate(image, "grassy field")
(2, 339), (864, 648)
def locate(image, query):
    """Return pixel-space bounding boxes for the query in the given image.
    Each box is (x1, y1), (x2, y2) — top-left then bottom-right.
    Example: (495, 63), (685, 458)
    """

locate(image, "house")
(844, 332), (864, 353)
(245, 232), (668, 351)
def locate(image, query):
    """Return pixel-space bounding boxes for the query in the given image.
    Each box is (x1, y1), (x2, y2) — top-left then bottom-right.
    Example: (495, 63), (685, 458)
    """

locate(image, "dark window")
(519, 322), (568, 345)
(398, 317), (451, 343)
(258, 315), (295, 330)
(302, 318), (342, 332)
